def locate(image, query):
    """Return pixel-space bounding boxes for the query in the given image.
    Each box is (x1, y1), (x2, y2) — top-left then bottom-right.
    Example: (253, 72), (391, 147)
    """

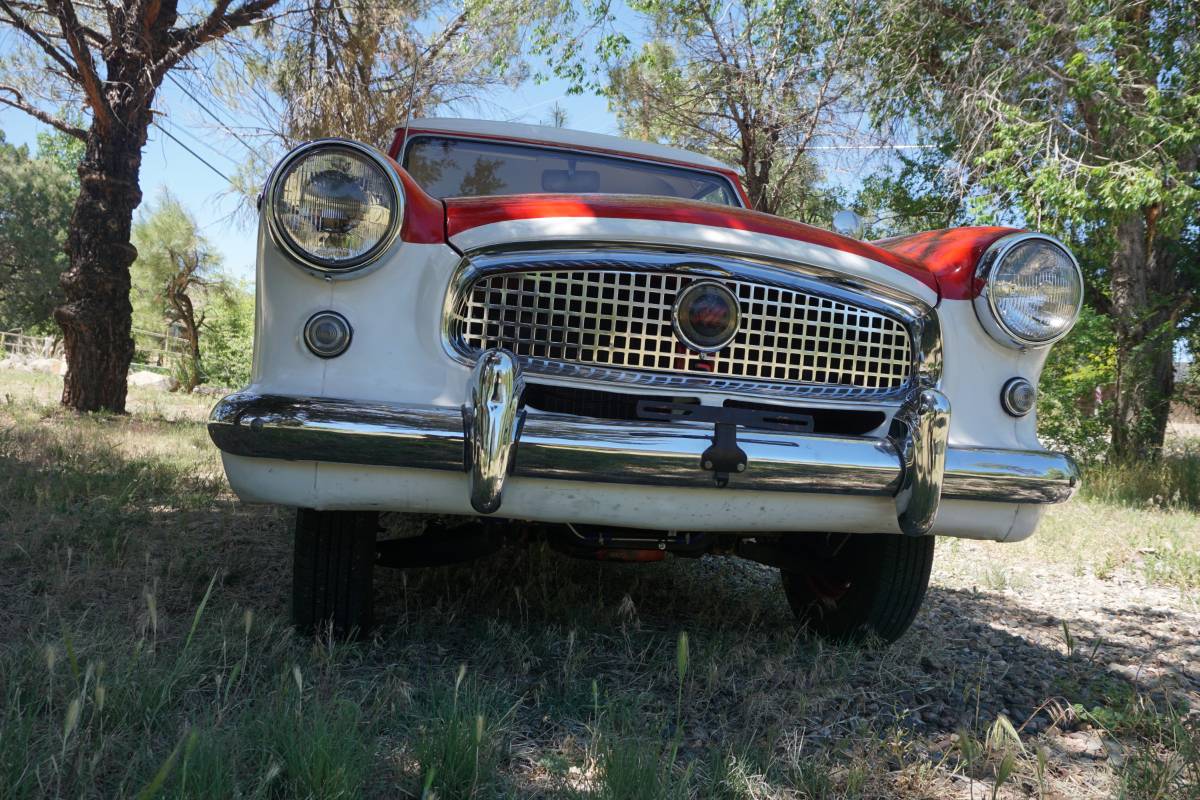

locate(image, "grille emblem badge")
(672, 281), (741, 353)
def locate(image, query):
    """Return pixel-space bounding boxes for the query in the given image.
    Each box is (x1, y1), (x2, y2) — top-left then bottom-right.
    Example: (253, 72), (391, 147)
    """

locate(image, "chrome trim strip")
(442, 247), (939, 404)
(894, 389), (951, 536)
(973, 232), (1084, 349)
(464, 350), (525, 513)
(263, 138), (404, 279)
(209, 392), (1079, 506)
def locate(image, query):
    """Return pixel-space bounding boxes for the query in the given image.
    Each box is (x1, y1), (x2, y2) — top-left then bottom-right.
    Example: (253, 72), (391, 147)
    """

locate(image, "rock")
(1055, 730), (1108, 759)
(128, 370), (177, 391)
(29, 357), (66, 375)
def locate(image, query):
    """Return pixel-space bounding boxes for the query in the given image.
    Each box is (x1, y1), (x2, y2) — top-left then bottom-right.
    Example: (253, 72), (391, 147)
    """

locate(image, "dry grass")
(938, 502), (1200, 597)
(1, 369), (1197, 799)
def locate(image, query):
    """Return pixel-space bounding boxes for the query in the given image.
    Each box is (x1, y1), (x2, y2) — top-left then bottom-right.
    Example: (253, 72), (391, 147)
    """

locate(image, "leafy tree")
(0, 0), (280, 412)
(1036, 307), (1118, 463)
(865, 0), (1200, 459)
(852, 141), (972, 239)
(34, 129), (84, 185)
(131, 192), (225, 393)
(200, 283), (254, 389)
(603, 0), (868, 220)
(224, 0), (567, 164)
(0, 131), (74, 333)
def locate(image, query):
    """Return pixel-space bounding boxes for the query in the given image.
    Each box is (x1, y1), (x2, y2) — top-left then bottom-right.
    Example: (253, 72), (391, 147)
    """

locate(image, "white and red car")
(209, 118), (1082, 641)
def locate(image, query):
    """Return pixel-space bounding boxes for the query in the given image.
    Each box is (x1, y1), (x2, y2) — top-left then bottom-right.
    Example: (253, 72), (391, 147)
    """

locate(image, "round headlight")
(266, 140), (402, 275)
(975, 234), (1083, 348)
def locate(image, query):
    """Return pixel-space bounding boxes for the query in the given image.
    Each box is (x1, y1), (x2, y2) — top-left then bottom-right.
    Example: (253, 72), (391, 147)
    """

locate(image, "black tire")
(780, 533), (934, 643)
(293, 509), (378, 637)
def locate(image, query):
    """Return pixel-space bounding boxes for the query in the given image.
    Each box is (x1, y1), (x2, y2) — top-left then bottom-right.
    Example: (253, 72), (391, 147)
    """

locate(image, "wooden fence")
(0, 331), (60, 359)
(1, 328), (189, 374)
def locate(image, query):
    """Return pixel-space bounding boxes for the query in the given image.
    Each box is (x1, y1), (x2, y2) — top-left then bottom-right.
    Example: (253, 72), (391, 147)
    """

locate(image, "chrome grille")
(450, 269), (913, 391)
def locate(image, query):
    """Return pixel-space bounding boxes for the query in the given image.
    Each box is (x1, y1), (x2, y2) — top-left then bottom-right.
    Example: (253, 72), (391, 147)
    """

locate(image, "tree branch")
(0, 85), (88, 138)
(0, 0), (83, 82)
(156, 0), (279, 76)
(45, 0), (112, 129)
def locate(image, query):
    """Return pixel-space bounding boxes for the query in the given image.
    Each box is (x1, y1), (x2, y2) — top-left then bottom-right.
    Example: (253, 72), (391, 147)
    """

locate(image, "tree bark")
(1108, 211), (1178, 460)
(53, 94), (150, 413)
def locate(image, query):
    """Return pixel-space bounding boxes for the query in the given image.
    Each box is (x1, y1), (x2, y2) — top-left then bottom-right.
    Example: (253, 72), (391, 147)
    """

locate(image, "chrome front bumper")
(209, 351), (1079, 535)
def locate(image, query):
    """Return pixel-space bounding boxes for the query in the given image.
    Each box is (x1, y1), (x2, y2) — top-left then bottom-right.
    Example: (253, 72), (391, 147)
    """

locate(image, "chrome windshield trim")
(441, 246), (939, 405)
(401, 133), (746, 208)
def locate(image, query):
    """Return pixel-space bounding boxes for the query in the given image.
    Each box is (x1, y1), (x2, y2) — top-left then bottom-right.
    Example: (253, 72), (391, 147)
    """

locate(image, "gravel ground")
(651, 545), (1200, 797)
(679, 550), (1199, 736)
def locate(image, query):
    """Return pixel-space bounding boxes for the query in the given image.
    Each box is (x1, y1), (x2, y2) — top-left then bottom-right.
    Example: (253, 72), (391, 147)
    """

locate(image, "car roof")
(397, 117), (736, 174)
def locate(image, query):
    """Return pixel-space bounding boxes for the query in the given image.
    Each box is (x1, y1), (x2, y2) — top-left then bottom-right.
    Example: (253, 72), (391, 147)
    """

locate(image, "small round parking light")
(673, 281), (741, 353)
(1001, 377), (1036, 417)
(304, 311), (353, 358)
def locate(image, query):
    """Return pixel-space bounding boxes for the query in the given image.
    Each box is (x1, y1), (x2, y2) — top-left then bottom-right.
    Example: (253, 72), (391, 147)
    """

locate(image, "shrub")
(1037, 306), (1115, 464)
(200, 284), (254, 389)
(1081, 448), (1200, 513)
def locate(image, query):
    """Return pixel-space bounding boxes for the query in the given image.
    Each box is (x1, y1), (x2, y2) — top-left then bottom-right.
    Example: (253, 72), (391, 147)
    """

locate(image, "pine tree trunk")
(1108, 212), (1177, 461)
(54, 104), (150, 413)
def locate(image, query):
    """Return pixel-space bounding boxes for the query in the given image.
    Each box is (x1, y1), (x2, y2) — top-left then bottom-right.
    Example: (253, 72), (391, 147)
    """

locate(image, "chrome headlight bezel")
(973, 232), (1084, 349)
(264, 138), (404, 278)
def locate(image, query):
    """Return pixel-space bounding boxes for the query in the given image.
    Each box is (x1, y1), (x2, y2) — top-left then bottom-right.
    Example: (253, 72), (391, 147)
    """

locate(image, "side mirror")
(832, 209), (865, 239)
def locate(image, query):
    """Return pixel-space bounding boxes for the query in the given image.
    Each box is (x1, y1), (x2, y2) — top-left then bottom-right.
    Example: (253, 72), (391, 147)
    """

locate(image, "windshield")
(402, 135), (742, 207)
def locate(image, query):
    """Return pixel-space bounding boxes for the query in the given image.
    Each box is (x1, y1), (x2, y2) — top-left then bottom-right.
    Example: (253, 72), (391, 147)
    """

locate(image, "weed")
(406, 668), (515, 799)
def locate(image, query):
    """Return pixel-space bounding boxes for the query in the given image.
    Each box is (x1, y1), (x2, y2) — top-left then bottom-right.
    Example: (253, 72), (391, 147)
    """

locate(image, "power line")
(166, 73), (260, 156)
(164, 113), (243, 166)
(151, 120), (233, 184)
(806, 144), (938, 151)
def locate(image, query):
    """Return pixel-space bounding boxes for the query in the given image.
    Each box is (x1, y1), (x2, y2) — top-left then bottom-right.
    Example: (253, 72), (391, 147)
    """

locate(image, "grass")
(1081, 448), (1200, 513)
(1, 368), (1198, 798)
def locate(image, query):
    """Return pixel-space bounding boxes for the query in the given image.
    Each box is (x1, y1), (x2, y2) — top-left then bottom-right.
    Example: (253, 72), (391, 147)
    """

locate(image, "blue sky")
(0, 75), (621, 282)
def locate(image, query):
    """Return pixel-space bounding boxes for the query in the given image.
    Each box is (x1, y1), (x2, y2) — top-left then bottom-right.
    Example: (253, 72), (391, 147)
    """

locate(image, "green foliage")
(130, 190), (251, 391)
(130, 190), (222, 334)
(1036, 306), (1116, 463)
(34, 130), (84, 186)
(199, 283), (254, 389)
(853, 140), (975, 238)
(603, 0), (862, 219)
(409, 670), (512, 798)
(0, 130), (75, 332)
(1082, 450), (1200, 515)
(863, 0), (1200, 458)
(256, 691), (373, 799)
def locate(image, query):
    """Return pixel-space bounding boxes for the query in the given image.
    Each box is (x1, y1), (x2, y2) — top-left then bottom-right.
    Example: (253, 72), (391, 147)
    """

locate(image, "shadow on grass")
(1, 411), (1197, 798)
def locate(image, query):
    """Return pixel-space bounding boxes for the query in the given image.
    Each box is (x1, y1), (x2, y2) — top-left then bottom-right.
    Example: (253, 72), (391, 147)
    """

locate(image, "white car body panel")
(222, 454), (1045, 542)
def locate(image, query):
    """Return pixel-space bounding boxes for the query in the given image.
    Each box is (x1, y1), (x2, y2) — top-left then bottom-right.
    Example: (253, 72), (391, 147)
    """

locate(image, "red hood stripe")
(444, 195), (941, 294)
(873, 227), (1021, 300)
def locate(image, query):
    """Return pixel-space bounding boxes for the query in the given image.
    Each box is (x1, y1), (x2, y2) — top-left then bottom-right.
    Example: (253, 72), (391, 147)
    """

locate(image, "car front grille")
(448, 268), (913, 391)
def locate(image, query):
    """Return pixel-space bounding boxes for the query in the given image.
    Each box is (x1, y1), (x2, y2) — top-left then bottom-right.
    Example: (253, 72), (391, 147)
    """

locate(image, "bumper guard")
(209, 350), (1079, 535)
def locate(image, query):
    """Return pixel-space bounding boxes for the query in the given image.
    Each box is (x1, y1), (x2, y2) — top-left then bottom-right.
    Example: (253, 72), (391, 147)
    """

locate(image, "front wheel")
(293, 509), (378, 637)
(781, 533), (934, 643)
